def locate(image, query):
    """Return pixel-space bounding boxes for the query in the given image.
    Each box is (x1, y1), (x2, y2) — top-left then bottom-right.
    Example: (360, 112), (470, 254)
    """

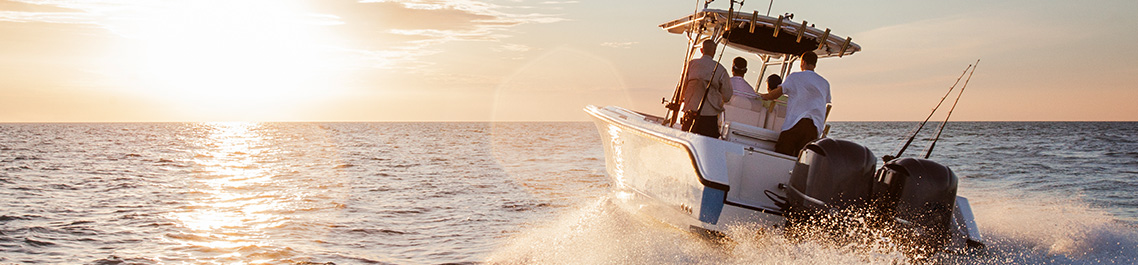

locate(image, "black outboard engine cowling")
(784, 138), (877, 214)
(873, 157), (959, 248)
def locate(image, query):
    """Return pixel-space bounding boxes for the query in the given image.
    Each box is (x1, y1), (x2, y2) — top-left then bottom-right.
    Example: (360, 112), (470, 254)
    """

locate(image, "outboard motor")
(777, 139), (968, 254)
(783, 138), (877, 216)
(873, 157), (959, 248)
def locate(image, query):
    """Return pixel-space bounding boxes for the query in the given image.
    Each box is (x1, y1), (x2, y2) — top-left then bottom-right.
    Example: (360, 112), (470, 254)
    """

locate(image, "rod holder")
(817, 28), (830, 50)
(838, 37), (851, 58)
(749, 11), (757, 33)
(773, 15), (783, 37)
(795, 20), (807, 43)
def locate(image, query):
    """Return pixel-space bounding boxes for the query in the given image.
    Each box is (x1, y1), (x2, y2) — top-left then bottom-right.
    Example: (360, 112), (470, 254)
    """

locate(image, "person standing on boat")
(760, 52), (831, 156)
(681, 39), (733, 138)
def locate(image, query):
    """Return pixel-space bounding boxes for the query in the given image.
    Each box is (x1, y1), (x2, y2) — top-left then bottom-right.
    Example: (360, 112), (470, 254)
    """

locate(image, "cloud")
(0, 0), (567, 70)
(0, 10), (98, 24)
(307, 0), (566, 71)
(0, 0), (81, 12)
(496, 43), (532, 52)
(849, 11), (1079, 75)
(600, 41), (637, 49)
(314, 0), (564, 48)
(0, 0), (98, 24)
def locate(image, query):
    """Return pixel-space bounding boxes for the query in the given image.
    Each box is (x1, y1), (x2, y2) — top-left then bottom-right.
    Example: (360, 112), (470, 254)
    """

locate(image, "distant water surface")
(0, 122), (1135, 264)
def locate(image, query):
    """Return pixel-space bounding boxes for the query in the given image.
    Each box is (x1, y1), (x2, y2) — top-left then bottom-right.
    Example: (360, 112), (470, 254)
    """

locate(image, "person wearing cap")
(760, 52), (831, 156)
(729, 57), (760, 99)
(680, 39), (733, 138)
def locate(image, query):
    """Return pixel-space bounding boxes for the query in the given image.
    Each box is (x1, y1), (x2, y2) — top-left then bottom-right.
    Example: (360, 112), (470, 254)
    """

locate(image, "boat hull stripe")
(699, 188), (727, 224)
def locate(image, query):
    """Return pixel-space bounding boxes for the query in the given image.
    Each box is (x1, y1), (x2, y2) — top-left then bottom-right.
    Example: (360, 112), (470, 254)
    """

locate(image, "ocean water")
(0, 122), (1135, 264)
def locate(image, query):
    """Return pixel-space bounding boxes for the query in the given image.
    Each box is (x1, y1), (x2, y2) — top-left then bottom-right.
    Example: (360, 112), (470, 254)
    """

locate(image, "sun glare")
(113, 0), (343, 120)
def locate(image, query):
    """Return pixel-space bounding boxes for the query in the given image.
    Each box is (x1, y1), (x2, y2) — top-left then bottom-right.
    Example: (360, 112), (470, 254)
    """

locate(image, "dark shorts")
(776, 119), (818, 156)
(683, 115), (721, 139)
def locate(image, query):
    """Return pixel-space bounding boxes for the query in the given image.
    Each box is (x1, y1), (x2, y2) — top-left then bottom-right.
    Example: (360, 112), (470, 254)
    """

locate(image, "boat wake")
(955, 192), (1138, 264)
(489, 192), (1138, 264)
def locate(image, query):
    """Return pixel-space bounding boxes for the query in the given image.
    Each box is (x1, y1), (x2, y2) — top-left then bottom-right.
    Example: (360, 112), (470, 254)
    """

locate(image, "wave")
(501, 201), (551, 212)
(948, 193), (1138, 264)
(23, 237), (56, 247)
(347, 228), (414, 235)
(0, 214), (39, 222)
(89, 255), (158, 265)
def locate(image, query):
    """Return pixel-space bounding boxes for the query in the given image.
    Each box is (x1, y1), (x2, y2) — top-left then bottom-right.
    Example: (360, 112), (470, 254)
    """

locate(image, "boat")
(584, 4), (984, 254)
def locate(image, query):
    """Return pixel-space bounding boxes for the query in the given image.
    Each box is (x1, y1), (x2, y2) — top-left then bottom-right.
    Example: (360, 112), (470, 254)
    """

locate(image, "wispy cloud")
(0, 10), (97, 24)
(600, 41), (637, 49)
(847, 12), (1078, 76)
(496, 43), (532, 52)
(316, 0), (565, 46)
(0, 0), (97, 24)
(0, 0), (567, 70)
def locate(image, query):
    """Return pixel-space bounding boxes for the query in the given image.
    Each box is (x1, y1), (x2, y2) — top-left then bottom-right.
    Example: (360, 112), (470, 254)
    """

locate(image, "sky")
(1, 0), (1136, 122)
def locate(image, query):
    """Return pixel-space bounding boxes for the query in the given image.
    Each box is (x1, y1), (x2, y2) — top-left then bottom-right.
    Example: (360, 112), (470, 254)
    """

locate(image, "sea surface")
(0, 122), (1135, 264)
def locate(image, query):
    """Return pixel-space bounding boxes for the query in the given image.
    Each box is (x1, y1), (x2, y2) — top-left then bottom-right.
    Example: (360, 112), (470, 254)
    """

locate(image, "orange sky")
(1, 0), (1136, 122)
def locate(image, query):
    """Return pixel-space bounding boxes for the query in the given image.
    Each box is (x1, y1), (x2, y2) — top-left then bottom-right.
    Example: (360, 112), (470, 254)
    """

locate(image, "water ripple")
(0, 122), (1133, 264)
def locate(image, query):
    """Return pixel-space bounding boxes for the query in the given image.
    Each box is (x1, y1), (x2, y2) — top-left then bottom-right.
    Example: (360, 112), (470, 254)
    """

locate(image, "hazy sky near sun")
(1, 0), (1136, 122)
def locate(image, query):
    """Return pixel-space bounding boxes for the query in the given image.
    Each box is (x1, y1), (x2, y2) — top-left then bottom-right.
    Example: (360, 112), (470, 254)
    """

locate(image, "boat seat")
(722, 121), (780, 150)
(722, 96), (767, 128)
(765, 101), (787, 132)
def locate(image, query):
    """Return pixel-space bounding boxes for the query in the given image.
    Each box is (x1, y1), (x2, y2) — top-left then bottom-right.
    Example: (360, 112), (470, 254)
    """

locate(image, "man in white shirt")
(760, 52), (831, 156)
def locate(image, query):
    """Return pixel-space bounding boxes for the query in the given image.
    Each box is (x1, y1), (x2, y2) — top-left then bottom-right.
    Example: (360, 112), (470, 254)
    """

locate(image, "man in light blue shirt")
(680, 40), (733, 138)
(760, 52), (831, 156)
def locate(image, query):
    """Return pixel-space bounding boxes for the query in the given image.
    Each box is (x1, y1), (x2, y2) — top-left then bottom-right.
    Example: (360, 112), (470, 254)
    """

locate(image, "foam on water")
(489, 191), (1138, 264)
(488, 194), (919, 264)
(959, 192), (1138, 264)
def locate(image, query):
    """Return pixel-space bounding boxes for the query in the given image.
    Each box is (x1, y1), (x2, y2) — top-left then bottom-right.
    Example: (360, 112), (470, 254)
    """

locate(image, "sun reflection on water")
(167, 122), (290, 260)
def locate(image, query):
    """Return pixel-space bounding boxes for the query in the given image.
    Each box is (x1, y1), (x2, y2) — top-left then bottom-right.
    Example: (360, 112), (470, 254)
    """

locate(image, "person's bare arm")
(760, 86), (783, 100)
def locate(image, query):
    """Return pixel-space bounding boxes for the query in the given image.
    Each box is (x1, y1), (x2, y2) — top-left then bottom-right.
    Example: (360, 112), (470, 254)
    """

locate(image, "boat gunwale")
(585, 106), (731, 192)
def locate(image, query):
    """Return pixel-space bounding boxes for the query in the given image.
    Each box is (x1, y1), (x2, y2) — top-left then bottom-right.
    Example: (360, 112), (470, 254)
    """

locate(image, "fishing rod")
(665, 0), (727, 126)
(684, 0), (738, 132)
(884, 63), (972, 162)
(924, 59), (979, 159)
(663, 4), (704, 126)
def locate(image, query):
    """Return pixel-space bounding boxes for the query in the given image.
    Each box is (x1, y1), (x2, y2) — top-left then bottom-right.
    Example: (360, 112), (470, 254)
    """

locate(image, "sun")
(112, 0), (344, 120)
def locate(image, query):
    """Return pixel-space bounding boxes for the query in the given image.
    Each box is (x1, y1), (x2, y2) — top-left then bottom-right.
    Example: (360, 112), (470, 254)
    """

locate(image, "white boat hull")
(585, 105), (795, 233)
(585, 105), (983, 249)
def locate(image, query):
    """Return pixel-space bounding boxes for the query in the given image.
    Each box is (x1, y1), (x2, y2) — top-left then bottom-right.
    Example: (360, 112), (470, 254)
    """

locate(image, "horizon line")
(1, 120), (1136, 124)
